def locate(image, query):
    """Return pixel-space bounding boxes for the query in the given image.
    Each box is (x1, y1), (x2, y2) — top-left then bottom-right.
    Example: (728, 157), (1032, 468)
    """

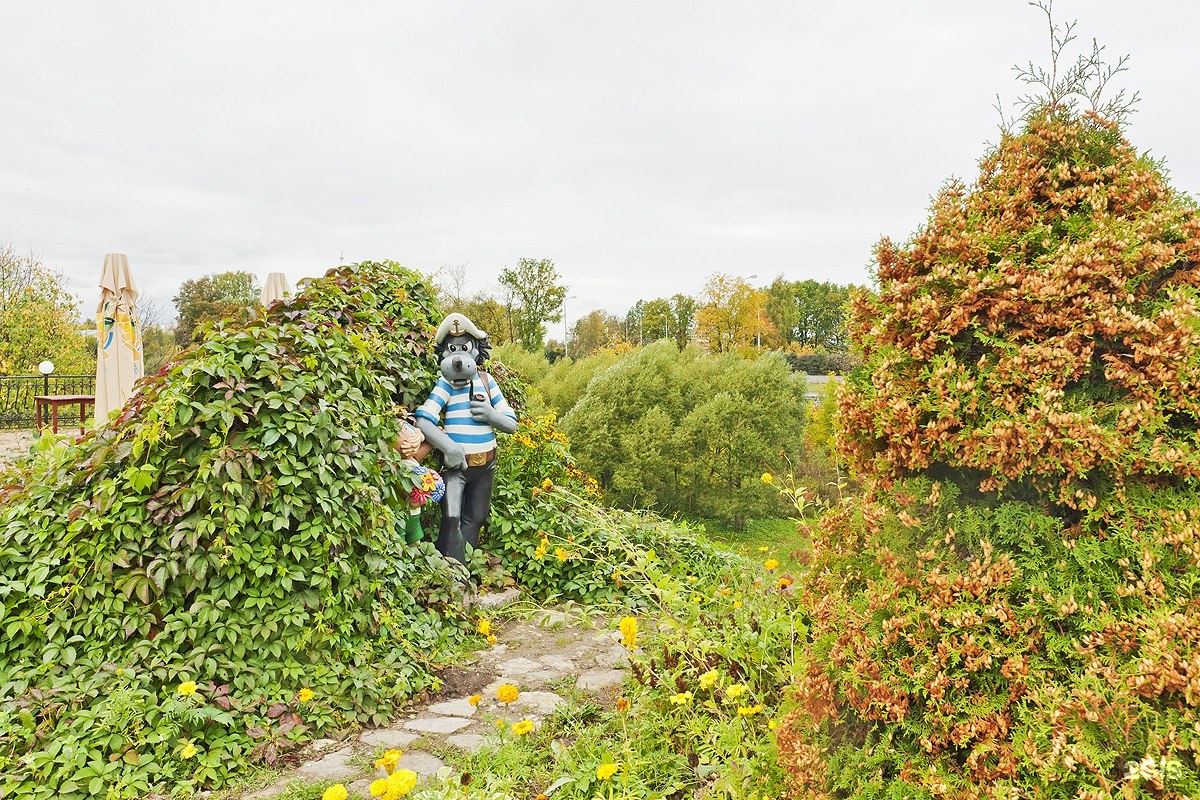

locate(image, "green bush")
(485, 408), (731, 605)
(535, 349), (621, 417)
(0, 262), (475, 799)
(560, 341), (808, 523)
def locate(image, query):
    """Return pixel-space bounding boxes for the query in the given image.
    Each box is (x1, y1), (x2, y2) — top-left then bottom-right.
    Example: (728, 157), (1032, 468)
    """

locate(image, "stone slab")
(309, 737), (341, 752)
(403, 715), (475, 734)
(296, 747), (357, 781)
(473, 587), (521, 609)
(359, 728), (420, 749)
(512, 689), (566, 717)
(539, 653), (576, 672)
(496, 656), (546, 677)
(426, 698), (478, 717)
(593, 646), (631, 669)
(347, 778), (374, 797)
(446, 733), (486, 753)
(576, 668), (626, 693)
(399, 750), (447, 776)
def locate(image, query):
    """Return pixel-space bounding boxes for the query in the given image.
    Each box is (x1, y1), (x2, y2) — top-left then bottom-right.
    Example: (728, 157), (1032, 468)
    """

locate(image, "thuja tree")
(0, 262), (469, 799)
(776, 58), (1200, 800)
(838, 110), (1200, 507)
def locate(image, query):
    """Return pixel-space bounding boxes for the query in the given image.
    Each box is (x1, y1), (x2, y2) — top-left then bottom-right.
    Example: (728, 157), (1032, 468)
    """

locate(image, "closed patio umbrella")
(261, 272), (291, 306)
(94, 253), (143, 427)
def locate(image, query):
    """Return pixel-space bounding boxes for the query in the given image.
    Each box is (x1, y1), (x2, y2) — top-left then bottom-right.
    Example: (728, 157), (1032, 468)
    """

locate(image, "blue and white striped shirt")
(414, 373), (516, 455)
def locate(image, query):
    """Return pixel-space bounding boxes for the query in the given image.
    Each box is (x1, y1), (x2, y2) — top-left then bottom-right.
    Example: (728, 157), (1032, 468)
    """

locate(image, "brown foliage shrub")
(776, 109), (1200, 798)
(838, 111), (1200, 508)
(777, 481), (1200, 798)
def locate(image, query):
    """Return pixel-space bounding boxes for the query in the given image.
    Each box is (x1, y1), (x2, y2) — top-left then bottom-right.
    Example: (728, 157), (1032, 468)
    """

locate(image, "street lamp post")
(747, 274), (761, 351)
(38, 360), (55, 428)
(562, 295), (577, 359)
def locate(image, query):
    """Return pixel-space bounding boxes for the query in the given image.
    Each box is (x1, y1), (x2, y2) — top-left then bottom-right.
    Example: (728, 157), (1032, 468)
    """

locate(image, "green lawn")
(695, 516), (809, 574)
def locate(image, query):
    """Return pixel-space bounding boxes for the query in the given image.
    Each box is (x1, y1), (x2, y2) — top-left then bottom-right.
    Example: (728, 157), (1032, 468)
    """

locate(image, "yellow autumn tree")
(694, 273), (777, 353)
(0, 246), (93, 375)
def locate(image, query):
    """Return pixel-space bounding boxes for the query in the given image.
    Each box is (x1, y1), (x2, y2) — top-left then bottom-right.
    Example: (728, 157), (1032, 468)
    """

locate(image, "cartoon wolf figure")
(414, 313), (518, 565)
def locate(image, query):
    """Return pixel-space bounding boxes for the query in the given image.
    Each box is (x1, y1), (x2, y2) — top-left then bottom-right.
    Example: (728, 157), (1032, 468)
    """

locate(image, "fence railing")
(0, 375), (96, 430)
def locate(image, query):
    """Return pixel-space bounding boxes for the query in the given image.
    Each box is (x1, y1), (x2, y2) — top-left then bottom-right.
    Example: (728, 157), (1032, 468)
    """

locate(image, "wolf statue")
(413, 313), (518, 565)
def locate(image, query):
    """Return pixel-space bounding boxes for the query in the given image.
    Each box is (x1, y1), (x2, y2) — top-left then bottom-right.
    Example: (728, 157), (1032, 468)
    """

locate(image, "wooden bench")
(34, 395), (95, 435)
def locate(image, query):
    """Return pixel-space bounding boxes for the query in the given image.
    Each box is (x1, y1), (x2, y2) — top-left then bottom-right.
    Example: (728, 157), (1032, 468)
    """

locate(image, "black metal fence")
(0, 374), (96, 430)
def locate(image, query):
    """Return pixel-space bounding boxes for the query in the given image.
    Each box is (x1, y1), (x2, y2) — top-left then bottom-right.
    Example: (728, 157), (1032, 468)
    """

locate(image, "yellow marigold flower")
(512, 719), (535, 736)
(376, 748), (402, 772)
(322, 785), (348, 800)
(757, 546), (769, 552)
(468, 694), (482, 706)
(392, 769), (418, 797)
(764, 559), (779, 572)
(618, 616), (638, 650)
(777, 576), (793, 590)
(615, 697), (630, 713)
(370, 769), (418, 799)
(596, 762), (619, 781)
(495, 719), (505, 729)
(541, 478), (553, 490)
(177, 680), (198, 697)
(733, 600), (743, 609)
(761, 472), (773, 484)
(476, 618), (491, 636)
(497, 684), (519, 704)
(297, 687), (315, 702)
(555, 546), (569, 562)
(726, 683), (747, 700)
(768, 718), (779, 730)
(699, 670), (719, 690)
(737, 704), (765, 717)
(179, 739), (198, 759)
(487, 634), (497, 646)
(669, 691), (693, 705)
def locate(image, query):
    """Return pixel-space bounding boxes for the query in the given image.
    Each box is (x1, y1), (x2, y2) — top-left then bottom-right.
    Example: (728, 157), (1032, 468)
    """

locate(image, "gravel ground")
(0, 430), (37, 471)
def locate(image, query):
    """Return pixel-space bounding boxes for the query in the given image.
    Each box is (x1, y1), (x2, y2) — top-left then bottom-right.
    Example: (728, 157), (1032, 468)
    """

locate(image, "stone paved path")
(242, 591), (631, 798)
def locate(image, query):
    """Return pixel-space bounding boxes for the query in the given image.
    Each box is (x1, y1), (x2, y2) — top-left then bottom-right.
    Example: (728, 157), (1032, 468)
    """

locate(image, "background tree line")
(432, 259), (860, 372)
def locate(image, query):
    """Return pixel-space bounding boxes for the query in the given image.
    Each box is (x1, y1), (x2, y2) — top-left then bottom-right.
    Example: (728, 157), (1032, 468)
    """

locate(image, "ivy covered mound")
(0, 262), (470, 798)
(777, 112), (1200, 798)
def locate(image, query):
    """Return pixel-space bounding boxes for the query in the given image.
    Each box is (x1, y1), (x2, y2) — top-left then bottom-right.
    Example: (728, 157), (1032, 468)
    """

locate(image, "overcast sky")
(3, 1), (1198, 326)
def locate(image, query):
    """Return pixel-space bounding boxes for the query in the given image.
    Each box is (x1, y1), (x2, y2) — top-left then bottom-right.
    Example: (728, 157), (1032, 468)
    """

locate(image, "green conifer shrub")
(0, 262), (469, 798)
(778, 106), (1200, 798)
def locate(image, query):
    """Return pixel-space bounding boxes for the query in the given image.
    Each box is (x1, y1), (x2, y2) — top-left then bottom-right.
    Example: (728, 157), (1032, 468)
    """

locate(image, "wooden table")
(34, 395), (95, 435)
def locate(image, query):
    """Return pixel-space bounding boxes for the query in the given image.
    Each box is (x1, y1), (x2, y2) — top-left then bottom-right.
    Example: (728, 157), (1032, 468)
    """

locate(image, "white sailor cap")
(434, 313), (488, 344)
